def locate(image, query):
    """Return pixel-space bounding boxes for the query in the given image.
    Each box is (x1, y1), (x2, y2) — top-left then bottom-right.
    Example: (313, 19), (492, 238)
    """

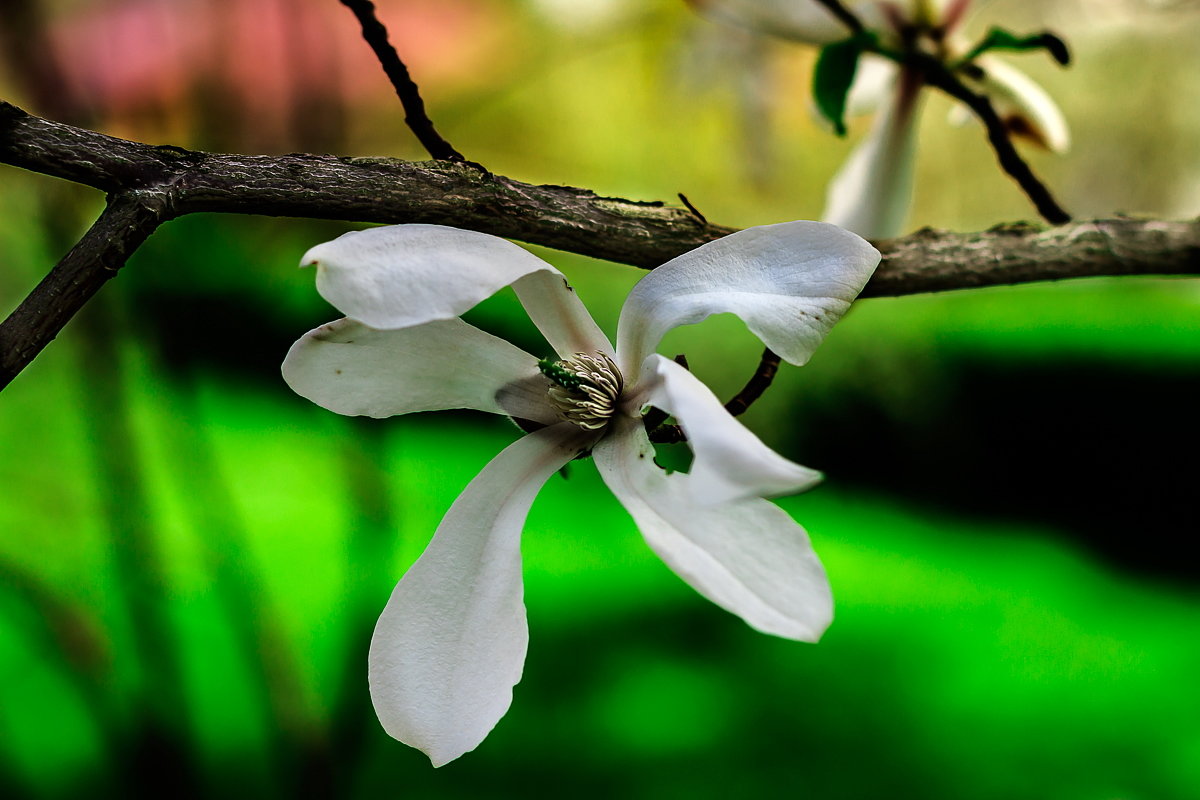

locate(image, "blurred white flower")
(690, 0), (1071, 238)
(283, 221), (880, 765)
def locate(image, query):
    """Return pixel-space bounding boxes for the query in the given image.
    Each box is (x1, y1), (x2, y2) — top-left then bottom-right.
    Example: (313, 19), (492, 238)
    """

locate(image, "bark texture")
(2, 99), (1199, 390)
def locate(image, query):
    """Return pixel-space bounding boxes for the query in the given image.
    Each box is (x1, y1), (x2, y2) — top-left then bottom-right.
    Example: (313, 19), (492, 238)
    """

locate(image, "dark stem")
(648, 423), (686, 445)
(337, 0), (465, 162)
(916, 57), (1070, 224)
(642, 354), (689, 438)
(812, 0), (865, 35)
(678, 192), (708, 225)
(724, 348), (781, 417)
(0, 191), (172, 390)
(648, 347), (783, 442)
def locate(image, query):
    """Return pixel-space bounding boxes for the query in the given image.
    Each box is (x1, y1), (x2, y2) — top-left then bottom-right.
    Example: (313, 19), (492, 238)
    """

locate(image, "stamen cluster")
(538, 352), (623, 431)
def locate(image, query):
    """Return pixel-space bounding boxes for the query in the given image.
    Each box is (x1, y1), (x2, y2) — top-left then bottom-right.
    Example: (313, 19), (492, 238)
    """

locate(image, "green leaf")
(812, 35), (871, 137)
(963, 26), (1071, 67)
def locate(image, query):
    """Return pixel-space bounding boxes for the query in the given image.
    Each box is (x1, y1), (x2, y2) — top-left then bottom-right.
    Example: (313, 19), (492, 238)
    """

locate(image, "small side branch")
(0, 191), (172, 389)
(337, 0), (464, 162)
(812, 0), (865, 34)
(917, 58), (1070, 225)
(724, 348), (781, 417)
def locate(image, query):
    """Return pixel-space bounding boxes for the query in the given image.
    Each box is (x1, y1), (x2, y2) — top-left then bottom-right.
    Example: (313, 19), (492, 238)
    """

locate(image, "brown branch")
(337, 0), (464, 162)
(916, 57), (1070, 225)
(0, 100), (731, 267)
(724, 348), (781, 417)
(0, 191), (172, 388)
(812, 0), (865, 35)
(863, 220), (1200, 297)
(649, 347), (782, 438)
(2, 100), (1199, 392)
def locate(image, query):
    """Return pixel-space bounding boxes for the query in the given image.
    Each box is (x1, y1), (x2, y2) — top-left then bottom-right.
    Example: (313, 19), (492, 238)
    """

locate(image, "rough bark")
(2, 99), (1199, 390)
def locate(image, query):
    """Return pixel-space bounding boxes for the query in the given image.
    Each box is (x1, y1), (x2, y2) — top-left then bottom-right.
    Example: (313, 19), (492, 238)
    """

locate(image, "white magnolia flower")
(282, 222), (880, 766)
(690, 0), (1070, 238)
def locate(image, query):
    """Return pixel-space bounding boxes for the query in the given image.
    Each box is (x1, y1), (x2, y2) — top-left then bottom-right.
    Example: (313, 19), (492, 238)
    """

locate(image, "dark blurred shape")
(798, 355), (1200, 584)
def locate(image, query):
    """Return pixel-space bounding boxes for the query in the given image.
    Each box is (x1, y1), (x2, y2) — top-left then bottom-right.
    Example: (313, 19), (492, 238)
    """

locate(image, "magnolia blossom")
(282, 222), (880, 765)
(690, 0), (1070, 238)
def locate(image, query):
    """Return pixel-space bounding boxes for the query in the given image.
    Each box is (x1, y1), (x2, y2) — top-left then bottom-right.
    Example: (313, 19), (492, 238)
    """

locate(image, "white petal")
(615, 221), (880, 378)
(513, 271), (613, 359)
(368, 423), (590, 767)
(691, 0), (886, 45)
(822, 68), (924, 240)
(594, 416), (833, 641)
(282, 317), (558, 423)
(638, 354), (822, 505)
(302, 224), (560, 330)
(972, 56), (1070, 154)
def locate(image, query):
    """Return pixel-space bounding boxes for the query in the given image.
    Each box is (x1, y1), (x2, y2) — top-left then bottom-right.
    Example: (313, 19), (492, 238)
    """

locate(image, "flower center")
(538, 352), (623, 431)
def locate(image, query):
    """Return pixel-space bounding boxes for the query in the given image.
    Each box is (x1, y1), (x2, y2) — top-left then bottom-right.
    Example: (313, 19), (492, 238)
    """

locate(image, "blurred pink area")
(44, 0), (513, 149)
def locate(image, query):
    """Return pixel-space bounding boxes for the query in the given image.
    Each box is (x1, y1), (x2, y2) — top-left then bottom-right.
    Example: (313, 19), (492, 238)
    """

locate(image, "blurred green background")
(2, 0), (1199, 797)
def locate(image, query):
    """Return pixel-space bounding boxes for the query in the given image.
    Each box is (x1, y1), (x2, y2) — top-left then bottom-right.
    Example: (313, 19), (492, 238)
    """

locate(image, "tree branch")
(0, 191), (172, 387)
(915, 56), (1071, 225)
(812, 0), (864, 35)
(2, 99), (1198, 391)
(724, 349), (781, 417)
(337, 0), (464, 162)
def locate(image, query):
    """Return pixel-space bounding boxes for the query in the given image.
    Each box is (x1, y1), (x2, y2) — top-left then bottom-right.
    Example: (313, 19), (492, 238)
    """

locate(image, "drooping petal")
(594, 416), (833, 642)
(301, 224), (561, 330)
(822, 66), (924, 240)
(368, 423), (591, 767)
(614, 221), (880, 379)
(512, 271), (613, 359)
(282, 317), (558, 424)
(688, 0), (886, 45)
(970, 56), (1070, 154)
(636, 354), (822, 505)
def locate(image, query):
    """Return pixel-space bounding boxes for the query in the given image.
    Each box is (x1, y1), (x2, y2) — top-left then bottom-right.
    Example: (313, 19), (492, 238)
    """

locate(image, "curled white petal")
(368, 423), (590, 767)
(822, 68), (923, 240)
(282, 317), (558, 424)
(302, 224), (563, 330)
(971, 56), (1070, 154)
(595, 416), (833, 641)
(637, 354), (822, 505)
(615, 221), (880, 379)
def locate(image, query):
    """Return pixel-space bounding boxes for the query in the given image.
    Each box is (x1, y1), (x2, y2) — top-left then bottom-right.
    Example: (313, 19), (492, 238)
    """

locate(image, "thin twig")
(337, 0), (464, 162)
(648, 424), (686, 444)
(643, 354), (689, 439)
(0, 191), (171, 389)
(724, 348), (781, 417)
(812, 0), (865, 34)
(916, 57), (1070, 224)
(678, 192), (708, 225)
